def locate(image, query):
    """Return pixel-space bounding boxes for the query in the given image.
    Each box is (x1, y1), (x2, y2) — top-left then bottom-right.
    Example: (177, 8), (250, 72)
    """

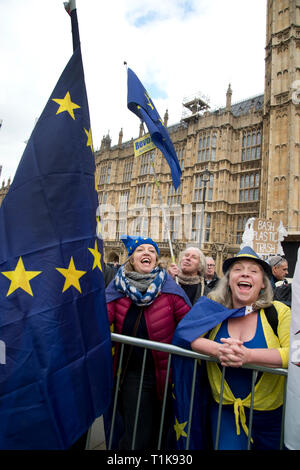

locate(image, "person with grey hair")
(168, 246), (208, 304)
(268, 256), (291, 307)
(268, 255), (289, 290)
(205, 256), (219, 291)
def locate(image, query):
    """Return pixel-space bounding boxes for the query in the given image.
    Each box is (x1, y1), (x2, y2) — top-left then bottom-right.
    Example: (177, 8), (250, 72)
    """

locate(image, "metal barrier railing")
(106, 332), (288, 451)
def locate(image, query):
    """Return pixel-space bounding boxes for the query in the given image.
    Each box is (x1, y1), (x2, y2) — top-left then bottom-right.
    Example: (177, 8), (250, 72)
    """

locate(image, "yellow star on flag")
(88, 241), (102, 271)
(52, 91), (80, 120)
(1, 257), (42, 297)
(145, 91), (154, 110)
(56, 256), (86, 293)
(174, 417), (188, 441)
(84, 128), (94, 152)
(94, 172), (98, 192)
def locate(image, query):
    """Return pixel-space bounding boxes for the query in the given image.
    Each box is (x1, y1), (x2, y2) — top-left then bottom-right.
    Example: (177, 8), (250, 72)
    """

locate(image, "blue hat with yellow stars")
(120, 235), (159, 257)
(222, 246), (272, 277)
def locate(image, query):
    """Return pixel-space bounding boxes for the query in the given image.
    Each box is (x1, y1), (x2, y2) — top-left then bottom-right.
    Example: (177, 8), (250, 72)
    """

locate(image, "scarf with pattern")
(114, 265), (167, 306)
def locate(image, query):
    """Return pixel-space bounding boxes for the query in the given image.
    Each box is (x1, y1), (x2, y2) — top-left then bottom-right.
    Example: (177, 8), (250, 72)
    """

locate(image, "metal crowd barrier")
(105, 333), (288, 451)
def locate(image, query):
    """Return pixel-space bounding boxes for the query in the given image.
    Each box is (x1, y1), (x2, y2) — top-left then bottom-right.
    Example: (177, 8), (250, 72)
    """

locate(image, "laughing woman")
(105, 235), (191, 450)
(174, 246), (291, 450)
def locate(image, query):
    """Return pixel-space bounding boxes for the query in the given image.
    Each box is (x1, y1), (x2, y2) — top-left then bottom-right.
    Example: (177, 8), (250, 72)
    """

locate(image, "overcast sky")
(0, 0), (267, 183)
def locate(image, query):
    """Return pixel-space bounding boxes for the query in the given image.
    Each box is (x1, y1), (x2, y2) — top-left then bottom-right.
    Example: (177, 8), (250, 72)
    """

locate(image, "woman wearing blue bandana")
(173, 246), (291, 450)
(105, 235), (191, 449)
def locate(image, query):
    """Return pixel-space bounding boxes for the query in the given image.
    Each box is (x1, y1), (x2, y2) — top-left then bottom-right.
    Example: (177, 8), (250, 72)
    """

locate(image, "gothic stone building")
(95, 0), (300, 276)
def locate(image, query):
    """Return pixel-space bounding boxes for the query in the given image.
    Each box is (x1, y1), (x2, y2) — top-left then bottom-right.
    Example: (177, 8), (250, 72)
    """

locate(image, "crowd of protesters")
(103, 236), (292, 451)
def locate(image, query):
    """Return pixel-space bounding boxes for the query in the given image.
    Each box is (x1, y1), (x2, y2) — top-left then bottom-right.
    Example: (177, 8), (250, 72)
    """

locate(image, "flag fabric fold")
(0, 26), (113, 449)
(284, 248), (300, 450)
(173, 296), (248, 349)
(171, 297), (248, 449)
(127, 67), (181, 189)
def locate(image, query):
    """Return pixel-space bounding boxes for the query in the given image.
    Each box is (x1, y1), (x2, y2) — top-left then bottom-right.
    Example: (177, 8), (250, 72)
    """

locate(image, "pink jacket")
(107, 292), (190, 400)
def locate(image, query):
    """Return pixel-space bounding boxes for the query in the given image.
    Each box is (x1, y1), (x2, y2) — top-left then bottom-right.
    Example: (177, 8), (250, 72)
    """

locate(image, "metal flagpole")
(149, 155), (179, 284)
(63, 0), (80, 52)
(124, 63), (179, 282)
(150, 157), (175, 262)
(63, 0), (93, 450)
(142, 126), (179, 283)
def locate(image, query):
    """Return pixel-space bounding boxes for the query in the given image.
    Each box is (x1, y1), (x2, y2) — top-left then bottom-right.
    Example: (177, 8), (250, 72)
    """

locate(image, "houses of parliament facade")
(94, 0), (300, 275)
(1, 0), (299, 275)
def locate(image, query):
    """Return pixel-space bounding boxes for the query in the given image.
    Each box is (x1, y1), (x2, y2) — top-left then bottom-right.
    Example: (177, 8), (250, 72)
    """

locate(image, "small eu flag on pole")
(127, 67), (181, 189)
(0, 8), (113, 450)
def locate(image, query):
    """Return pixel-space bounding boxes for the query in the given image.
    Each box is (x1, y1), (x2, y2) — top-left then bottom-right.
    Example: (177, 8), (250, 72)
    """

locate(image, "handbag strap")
(119, 307), (144, 386)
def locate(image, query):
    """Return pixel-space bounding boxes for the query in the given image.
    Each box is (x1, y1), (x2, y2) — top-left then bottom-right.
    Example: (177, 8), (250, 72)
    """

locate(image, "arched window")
(241, 128), (262, 161)
(239, 173), (260, 202)
(197, 132), (218, 162)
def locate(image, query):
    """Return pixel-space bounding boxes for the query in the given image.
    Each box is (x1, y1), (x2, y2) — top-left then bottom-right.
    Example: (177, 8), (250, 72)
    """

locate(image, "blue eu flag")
(127, 67), (181, 189)
(0, 42), (113, 448)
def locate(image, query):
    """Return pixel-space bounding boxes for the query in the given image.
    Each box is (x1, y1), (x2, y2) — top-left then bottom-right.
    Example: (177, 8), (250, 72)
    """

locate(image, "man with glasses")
(268, 255), (291, 307)
(268, 256), (289, 288)
(204, 256), (219, 292)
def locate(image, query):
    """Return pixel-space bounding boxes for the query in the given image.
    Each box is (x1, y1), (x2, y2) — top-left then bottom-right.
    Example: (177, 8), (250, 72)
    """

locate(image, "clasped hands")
(216, 337), (251, 368)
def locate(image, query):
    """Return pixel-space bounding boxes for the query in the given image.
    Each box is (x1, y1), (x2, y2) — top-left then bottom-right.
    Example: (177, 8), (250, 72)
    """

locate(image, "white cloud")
(0, 0), (267, 184)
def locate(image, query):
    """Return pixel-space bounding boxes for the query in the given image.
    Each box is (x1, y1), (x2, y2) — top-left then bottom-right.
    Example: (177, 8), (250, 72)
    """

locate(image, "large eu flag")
(127, 68), (181, 189)
(0, 39), (113, 448)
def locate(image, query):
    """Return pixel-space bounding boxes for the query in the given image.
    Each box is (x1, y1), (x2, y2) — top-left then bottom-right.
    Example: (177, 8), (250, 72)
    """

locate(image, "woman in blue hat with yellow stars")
(173, 246), (291, 450)
(105, 235), (191, 449)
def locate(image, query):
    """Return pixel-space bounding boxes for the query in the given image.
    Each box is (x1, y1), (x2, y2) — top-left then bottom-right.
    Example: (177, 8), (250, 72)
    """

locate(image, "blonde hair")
(208, 265), (273, 310)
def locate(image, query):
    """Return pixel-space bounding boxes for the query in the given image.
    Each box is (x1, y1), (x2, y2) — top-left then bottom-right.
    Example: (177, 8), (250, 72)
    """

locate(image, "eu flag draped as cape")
(127, 68), (181, 189)
(0, 35), (113, 449)
(171, 296), (248, 450)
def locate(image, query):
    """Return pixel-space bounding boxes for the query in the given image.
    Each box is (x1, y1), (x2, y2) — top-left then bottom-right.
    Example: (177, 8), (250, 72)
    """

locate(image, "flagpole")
(63, 1), (97, 450)
(64, 0), (80, 52)
(151, 160), (179, 283)
(125, 63), (179, 282)
(150, 157), (176, 261)
(139, 124), (179, 283)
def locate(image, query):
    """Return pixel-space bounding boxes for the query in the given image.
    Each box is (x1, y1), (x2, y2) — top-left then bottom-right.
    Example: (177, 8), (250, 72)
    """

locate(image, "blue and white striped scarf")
(114, 265), (167, 306)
